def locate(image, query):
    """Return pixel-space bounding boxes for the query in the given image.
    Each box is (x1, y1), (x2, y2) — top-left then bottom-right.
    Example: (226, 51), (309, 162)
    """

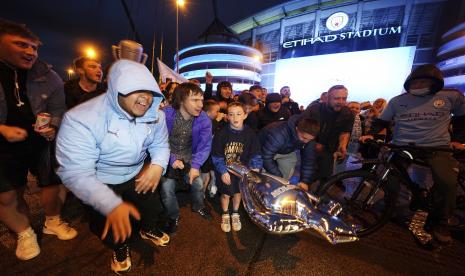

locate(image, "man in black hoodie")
(360, 64), (465, 244)
(257, 93), (291, 130)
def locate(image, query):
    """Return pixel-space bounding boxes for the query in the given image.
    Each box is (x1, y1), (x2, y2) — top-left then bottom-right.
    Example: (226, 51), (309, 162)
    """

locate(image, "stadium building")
(177, 0), (465, 106)
(227, 0), (465, 105)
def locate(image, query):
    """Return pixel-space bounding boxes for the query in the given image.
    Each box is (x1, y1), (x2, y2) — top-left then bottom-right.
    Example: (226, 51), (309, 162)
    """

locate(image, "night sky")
(1, 0), (288, 79)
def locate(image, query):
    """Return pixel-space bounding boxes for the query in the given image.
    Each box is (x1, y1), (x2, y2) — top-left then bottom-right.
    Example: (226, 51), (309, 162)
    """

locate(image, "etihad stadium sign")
(282, 26), (402, 49)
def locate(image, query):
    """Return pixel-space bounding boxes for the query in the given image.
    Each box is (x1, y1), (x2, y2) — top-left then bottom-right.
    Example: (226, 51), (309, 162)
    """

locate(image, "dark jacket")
(164, 106), (212, 170)
(259, 115), (317, 184)
(204, 83), (233, 104)
(282, 100), (300, 115)
(64, 79), (106, 109)
(0, 60), (65, 127)
(301, 103), (354, 153)
(257, 105), (291, 130)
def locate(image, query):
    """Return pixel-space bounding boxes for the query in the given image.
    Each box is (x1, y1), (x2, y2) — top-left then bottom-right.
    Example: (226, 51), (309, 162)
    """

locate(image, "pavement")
(1, 180), (465, 276)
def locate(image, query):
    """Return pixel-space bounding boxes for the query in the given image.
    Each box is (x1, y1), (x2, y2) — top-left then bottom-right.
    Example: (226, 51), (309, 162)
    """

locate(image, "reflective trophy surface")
(112, 40), (148, 64)
(227, 163), (358, 244)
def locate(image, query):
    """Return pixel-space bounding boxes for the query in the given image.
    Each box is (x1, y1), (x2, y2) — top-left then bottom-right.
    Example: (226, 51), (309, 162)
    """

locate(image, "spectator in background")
(238, 93), (259, 131)
(310, 92), (328, 106)
(334, 102), (364, 185)
(362, 98), (386, 133)
(204, 71), (233, 107)
(189, 79), (201, 86)
(162, 81), (179, 105)
(249, 85), (265, 111)
(64, 57), (105, 109)
(260, 87), (268, 103)
(201, 100), (224, 197)
(257, 93), (291, 130)
(280, 86), (300, 115)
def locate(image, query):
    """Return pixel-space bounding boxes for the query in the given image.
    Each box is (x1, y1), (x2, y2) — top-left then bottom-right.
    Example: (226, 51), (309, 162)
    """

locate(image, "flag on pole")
(157, 58), (189, 83)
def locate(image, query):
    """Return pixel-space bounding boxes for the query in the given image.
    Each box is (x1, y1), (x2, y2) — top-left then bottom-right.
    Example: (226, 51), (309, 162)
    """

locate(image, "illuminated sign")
(283, 26), (402, 48)
(326, 12), (349, 31)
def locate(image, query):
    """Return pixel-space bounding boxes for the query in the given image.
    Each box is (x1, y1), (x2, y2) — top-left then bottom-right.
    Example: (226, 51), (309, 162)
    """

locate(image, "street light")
(176, 0), (185, 73)
(84, 46), (97, 59)
(67, 68), (75, 80)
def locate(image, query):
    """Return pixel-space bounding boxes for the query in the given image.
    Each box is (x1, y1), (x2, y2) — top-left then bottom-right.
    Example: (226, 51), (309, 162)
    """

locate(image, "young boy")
(212, 102), (262, 232)
(201, 100), (224, 197)
(203, 99), (225, 134)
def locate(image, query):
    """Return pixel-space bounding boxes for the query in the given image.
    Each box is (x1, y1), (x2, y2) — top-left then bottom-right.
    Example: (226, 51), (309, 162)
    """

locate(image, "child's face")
(228, 106), (247, 130)
(207, 104), (220, 120)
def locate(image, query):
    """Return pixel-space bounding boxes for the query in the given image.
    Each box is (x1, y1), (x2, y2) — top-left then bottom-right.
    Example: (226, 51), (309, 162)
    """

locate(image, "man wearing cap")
(257, 93), (291, 130)
(56, 60), (170, 274)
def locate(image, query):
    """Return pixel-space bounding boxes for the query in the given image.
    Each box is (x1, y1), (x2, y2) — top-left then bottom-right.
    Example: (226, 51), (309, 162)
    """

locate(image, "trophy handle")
(141, 53), (148, 64)
(111, 45), (120, 60)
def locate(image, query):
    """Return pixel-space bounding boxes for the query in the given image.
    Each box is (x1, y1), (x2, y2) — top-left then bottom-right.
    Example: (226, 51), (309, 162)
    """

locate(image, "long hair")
(171, 82), (203, 110)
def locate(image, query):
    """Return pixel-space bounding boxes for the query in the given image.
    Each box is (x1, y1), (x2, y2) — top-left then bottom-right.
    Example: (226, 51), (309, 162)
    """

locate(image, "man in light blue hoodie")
(56, 60), (170, 274)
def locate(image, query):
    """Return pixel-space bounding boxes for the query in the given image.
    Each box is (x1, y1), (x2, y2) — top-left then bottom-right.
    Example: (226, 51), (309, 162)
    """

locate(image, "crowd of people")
(1, 18), (465, 274)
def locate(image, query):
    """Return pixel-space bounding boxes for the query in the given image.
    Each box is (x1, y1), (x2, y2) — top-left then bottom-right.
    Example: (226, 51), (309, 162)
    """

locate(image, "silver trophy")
(112, 40), (148, 64)
(227, 163), (358, 244)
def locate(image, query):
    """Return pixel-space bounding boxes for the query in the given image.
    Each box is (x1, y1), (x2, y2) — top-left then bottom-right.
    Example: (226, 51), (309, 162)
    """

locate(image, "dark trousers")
(391, 151), (458, 224)
(426, 151), (458, 223)
(87, 178), (163, 249)
(316, 150), (334, 184)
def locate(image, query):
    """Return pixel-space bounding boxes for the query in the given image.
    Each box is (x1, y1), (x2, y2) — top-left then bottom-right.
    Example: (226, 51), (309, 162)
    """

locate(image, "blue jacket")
(0, 60), (65, 127)
(259, 115), (317, 184)
(163, 106), (212, 170)
(56, 60), (170, 215)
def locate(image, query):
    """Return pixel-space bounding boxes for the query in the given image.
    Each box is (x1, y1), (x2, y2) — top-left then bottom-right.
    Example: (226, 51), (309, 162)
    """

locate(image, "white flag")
(157, 58), (189, 83)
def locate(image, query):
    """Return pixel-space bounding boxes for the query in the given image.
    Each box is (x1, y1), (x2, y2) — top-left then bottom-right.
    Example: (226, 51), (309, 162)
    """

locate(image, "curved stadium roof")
(230, 0), (357, 34)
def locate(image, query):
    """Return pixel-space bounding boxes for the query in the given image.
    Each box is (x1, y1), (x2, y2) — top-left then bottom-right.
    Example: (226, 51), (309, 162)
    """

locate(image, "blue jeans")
(160, 175), (205, 220)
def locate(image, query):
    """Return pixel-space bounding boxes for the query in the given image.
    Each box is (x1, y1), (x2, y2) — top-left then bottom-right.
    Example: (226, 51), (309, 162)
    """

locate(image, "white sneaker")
(43, 219), (78, 240)
(16, 228), (40, 260)
(221, 214), (231, 232)
(231, 213), (242, 231)
(111, 245), (131, 274)
(209, 182), (218, 198)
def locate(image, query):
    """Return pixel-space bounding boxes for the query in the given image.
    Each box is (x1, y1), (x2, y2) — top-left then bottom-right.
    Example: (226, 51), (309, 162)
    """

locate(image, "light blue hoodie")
(56, 60), (170, 215)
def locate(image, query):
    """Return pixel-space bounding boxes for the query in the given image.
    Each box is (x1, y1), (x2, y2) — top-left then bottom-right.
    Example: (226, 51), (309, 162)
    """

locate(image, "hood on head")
(403, 64), (444, 94)
(106, 60), (163, 119)
(266, 93), (282, 105)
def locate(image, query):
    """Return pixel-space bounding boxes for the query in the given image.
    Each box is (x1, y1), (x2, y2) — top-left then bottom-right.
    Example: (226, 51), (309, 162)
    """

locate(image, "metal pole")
(120, 0), (142, 42)
(176, 4), (180, 73)
(151, 34), (156, 74)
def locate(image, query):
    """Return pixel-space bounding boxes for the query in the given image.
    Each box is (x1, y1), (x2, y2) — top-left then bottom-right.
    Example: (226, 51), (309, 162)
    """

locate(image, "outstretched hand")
(101, 202), (141, 243)
(0, 125), (28, 142)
